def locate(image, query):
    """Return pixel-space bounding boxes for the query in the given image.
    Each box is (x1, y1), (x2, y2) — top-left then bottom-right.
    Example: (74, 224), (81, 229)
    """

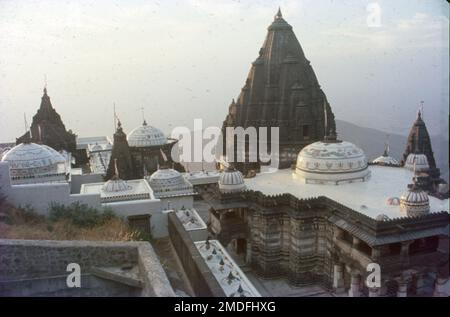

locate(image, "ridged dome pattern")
(372, 155), (399, 166)
(1, 142), (66, 183)
(102, 178), (132, 193)
(127, 121), (167, 147)
(147, 168), (193, 198)
(400, 188), (430, 217)
(404, 153), (429, 171)
(295, 141), (370, 184)
(219, 168), (246, 193)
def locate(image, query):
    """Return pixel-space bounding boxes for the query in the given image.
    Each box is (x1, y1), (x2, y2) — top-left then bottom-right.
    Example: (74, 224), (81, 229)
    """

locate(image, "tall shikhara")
(17, 87), (76, 154)
(401, 110), (436, 169)
(222, 9), (336, 173)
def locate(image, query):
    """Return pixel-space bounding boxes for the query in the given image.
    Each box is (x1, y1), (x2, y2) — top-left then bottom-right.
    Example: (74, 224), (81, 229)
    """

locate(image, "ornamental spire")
(141, 107), (147, 126)
(383, 134), (390, 157)
(43, 74), (48, 96)
(275, 7), (282, 20)
(114, 158), (120, 179)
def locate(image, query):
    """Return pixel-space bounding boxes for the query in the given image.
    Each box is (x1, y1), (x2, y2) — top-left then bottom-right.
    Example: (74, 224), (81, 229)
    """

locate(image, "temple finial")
(323, 98), (328, 139)
(419, 100), (424, 119)
(141, 107), (147, 126)
(114, 158), (119, 179)
(43, 74), (48, 95)
(383, 134), (390, 156)
(275, 7), (282, 19)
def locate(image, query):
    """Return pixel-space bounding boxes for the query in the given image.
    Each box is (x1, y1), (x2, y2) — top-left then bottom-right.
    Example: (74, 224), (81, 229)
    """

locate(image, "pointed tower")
(222, 9), (336, 172)
(401, 110), (436, 169)
(16, 87), (77, 154)
(105, 120), (134, 180)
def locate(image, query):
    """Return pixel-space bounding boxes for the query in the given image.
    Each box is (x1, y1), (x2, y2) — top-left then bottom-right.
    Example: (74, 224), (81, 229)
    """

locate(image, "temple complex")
(0, 8), (448, 298)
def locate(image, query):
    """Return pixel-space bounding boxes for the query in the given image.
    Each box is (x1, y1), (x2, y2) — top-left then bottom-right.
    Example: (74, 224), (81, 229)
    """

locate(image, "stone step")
(90, 266), (143, 288)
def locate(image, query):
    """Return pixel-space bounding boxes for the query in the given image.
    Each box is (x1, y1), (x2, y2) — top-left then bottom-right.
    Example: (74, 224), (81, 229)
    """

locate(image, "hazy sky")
(0, 0), (448, 143)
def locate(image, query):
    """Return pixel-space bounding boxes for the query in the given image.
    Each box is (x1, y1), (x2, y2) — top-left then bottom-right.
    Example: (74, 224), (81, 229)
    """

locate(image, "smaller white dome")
(404, 153), (429, 171)
(375, 214), (390, 221)
(90, 143), (103, 152)
(400, 187), (430, 217)
(147, 167), (193, 197)
(102, 178), (132, 193)
(372, 155), (399, 166)
(386, 197), (400, 206)
(219, 168), (246, 193)
(127, 121), (167, 147)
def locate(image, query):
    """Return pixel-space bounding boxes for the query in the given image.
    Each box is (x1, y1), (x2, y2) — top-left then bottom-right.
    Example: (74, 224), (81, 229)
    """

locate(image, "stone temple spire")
(222, 9), (336, 172)
(16, 87), (76, 154)
(401, 107), (436, 169)
(106, 120), (134, 181)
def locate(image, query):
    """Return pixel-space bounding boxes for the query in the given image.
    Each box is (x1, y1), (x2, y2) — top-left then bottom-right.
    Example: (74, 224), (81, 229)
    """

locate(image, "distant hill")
(336, 119), (449, 182)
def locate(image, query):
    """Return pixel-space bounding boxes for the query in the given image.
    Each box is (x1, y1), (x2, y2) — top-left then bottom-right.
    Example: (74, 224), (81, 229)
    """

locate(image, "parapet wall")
(0, 239), (175, 297)
(168, 213), (226, 297)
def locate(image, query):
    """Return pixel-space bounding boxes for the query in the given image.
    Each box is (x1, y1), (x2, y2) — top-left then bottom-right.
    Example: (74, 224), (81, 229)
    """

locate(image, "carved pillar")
(348, 272), (361, 297)
(433, 277), (449, 297)
(245, 239), (252, 265)
(437, 235), (449, 253)
(400, 241), (412, 257)
(352, 236), (361, 249)
(415, 273), (426, 295)
(368, 287), (379, 297)
(333, 263), (345, 293)
(397, 281), (408, 297)
(371, 247), (381, 261)
(334, 227), (344, 240)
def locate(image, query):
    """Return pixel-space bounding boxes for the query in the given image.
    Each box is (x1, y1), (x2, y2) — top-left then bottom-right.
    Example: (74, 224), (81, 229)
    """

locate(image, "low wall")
(0, 239), (175, 297)
(4, 183), (101, 215)
(168, 213), (225, 297)
(70, 174), (104, 194)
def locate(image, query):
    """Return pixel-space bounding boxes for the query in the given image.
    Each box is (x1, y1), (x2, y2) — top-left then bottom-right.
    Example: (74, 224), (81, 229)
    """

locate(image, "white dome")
(404, 153), (429, 171)
(127, 122), (167, 147)
(219, 168), (246, 193)
(375, 214), (390, 221)
(90, 144), (103, 152)
(295, 141), (370, 185)
(147, 168), (193, 197)
(1, 142), (66, 183)
(40, 145), (66, 163)
(372, 155), (399, 166)
(400, 188), (430, 217)
(102, 178), (132, 193)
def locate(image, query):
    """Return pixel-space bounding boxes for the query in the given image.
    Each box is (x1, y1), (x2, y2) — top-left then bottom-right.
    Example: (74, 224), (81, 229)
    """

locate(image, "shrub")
(4, 204), (45, 225)
(49, 202), (118, 228)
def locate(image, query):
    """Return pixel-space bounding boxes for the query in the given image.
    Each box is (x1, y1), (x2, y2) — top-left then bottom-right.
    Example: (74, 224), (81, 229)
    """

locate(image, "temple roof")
(245, 165), (448, 219)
